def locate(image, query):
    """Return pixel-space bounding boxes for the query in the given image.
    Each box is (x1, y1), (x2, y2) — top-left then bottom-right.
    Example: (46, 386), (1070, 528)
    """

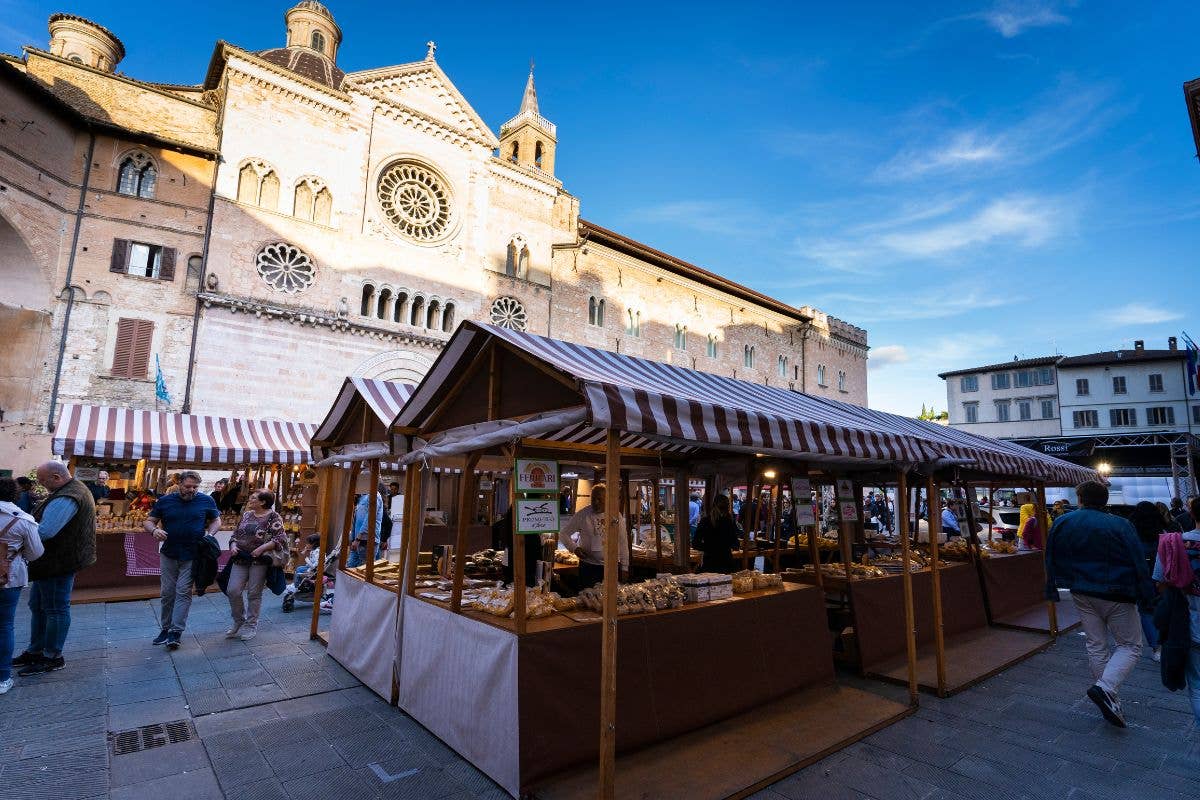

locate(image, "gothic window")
(311, 30), (326, 54)
(255, 242), (315, 294)
(706, 335), (717, 358)
(518, 246), (530, 279)
(393, 292), (408, 323)
(674, 324), (687, 350)
(410, 296), (425, 326)
(377, 288), (392, 320)
(427, 299), (441, 330)
(817, 365), (827, 386)
(360, 284), (375, 316)
(838, 371), (846, 392)
(505, 242), (518, 276)
(293, 177), (332, 225)
(442, 302), (456, 333)
(294, 181), (312, 219)
(777, 355), (787, 378)
(490, 297), (527, 331)
(313, 187), (332, 225)
(589, 297), (605, 326)
(534, 141), (543, 169)
(377, 160), (453, 242)
(185, 254), (203, 293)
(627, 309), (641, 338)
(117, 152), (157, 198)
(743, 345), (756, 369)
(237, 160), (280, 209)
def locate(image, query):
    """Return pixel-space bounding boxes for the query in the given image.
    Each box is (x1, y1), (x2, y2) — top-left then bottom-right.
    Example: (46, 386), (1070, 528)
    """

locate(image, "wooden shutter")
(111, 318), (135, 376)
(159, 247), (176, 281)
(110, 239), (130, 273)
(129, 320), (154, 379)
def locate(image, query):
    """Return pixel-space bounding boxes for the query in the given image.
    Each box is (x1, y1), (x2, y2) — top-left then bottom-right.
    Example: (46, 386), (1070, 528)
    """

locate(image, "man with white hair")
(10, 461), (96, 677)
(87, 470), (110, 503)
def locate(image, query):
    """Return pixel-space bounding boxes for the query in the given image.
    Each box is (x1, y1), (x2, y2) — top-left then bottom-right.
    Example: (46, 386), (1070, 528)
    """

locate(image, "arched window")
(817, 365), (827, 386)
(117, 153), (157, 198)
(597, 299), (605, 326)
(627, 309), (641, 338)
(707, 335), (718, 358)
(185, 254), (203, 293)
(589, 297), (605, 326)
(518, 246), (530, 279)
(377, 288), (392, 320)
(442, 302), (455, 333)
(313, 188), (332, 225)
(534, 141), (544, 169)
(311, 30), (326, 54)
(777, 355), (787, 378)
(511, 142), (519, 163)
(294, 181), (313, 219)
(838, 370), (847, 392)
(505, 242), (518, 276)
(427, 299), (441, 330)
(410, 296), (425, 327)
(393, 292), (408, 324)
(744, 345), (755, 368)
(237, 160), (279, 209)
(360, 284), (375, 317)
(793, 365), (799, 381)
(674, 324), (687, 350)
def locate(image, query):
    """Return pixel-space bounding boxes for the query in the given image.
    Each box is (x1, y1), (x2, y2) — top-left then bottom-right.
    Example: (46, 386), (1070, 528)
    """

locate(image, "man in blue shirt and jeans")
(1045, 479), (1154, 728)
(144, 471), (219, 649)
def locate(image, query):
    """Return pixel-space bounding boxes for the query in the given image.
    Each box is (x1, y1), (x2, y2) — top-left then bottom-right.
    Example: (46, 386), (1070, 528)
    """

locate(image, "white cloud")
(870, 345), (910, 366)
(1106, 303), (1184, 326)
(977, 2), (1070, 38)
(876, 131), (1005, 181)
(878, 195), (1059, 258)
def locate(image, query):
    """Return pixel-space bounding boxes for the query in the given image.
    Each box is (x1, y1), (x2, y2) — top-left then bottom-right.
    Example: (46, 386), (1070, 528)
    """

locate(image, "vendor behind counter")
(556, 483), (628, 589)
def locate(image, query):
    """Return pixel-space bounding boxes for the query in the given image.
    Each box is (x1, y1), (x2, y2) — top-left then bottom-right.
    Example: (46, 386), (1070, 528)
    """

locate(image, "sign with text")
(835, 479), (855, 500)
(838, 501), (859, 522)
(516, 498), (560, 534)
(791, 478), (816, 525)
(515, 459), (558, 493)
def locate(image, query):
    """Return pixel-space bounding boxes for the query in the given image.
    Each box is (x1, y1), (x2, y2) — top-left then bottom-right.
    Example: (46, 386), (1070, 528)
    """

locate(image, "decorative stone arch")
(114, 148), (159, 198)
(504, 233), (528, 277)
(393, 288), (411, 324)
(359, 281), (376, 316)
(293, 174), (332, 225)
(409, 294), (426, 327)
(236, 157), (281, 209)
(352, 348), (435, 385)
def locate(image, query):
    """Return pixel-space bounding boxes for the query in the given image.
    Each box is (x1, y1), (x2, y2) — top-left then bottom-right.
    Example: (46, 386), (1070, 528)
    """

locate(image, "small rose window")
(489, 296), (527, 331)
(256, 242), (316, 294)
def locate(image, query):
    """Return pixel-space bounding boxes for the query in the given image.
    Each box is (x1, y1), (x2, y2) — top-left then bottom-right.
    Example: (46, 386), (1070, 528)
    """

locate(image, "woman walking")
(1, 477), (45, 694)
(1129, 501), (1166, 661)
(225, 490), (287, 641)
(693, 494), (741, 574)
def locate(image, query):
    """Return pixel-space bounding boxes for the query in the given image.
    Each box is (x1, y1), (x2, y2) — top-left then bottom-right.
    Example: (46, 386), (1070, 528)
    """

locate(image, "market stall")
(52, 403), (316, 603)
(313, 321), (957, 800)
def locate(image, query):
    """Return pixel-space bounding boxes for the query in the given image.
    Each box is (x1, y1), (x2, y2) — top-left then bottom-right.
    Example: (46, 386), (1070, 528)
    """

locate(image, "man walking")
(144, 470), (219, 649)
(11, 461), (96, 677)
(1045, 480), (1153, 727)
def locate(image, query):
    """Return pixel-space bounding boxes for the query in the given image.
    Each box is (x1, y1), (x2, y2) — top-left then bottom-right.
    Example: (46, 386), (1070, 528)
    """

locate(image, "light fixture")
(763, 470), (777, 480)
(1097, 462), (1111, 475)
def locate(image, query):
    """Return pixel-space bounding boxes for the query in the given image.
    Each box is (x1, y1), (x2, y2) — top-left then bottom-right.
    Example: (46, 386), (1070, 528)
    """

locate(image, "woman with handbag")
(1, 477), (45, 694)
(225, 490), (288, 641)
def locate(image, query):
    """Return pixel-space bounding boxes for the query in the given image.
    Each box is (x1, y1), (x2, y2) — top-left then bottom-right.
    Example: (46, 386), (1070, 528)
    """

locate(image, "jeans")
(1139, 609), (1159, 650)
(1186, 646), (1200, 726)
(1, 586), (21, 680)
(28, 574), (75, 658)
(292, 565), (311, 589)
(346, 547), (365, 569)
(226, 562), (268, 628)
(1073, 593), (1143, 697)
(159, 555), (194, 634)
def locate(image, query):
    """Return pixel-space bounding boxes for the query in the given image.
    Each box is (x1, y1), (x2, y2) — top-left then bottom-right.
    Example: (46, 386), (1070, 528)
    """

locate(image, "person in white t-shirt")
(557, 483), (628, 589)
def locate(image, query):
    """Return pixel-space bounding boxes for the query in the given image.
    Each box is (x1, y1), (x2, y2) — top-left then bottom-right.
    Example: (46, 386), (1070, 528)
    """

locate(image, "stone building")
(0, 3), (868, 469)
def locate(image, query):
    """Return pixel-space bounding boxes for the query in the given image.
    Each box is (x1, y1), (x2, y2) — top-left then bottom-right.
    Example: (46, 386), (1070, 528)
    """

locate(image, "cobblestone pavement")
(1, 591), (1196, 800)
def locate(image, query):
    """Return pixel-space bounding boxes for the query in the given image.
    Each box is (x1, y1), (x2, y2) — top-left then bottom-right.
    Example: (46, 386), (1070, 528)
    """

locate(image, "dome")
(292, 1), (333, 19)
(48, 13), (125, 72)
(257, 47), (345, 90)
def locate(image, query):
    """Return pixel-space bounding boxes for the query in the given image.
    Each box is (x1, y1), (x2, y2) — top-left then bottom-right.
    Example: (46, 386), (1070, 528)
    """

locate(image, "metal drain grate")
(108, 719), (196, 756)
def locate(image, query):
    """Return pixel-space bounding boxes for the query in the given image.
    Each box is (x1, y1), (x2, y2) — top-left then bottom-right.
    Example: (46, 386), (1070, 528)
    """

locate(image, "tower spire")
(520, 62), (538, 115)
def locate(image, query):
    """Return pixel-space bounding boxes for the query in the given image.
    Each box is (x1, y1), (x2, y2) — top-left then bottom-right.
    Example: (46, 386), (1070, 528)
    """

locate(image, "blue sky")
(4, 1), (1198, 415)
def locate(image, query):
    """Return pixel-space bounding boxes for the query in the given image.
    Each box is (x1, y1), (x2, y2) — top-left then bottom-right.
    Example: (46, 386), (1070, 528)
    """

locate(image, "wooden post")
(396, 464), (420, 596)
(365, 459), (380, 584)
(959, 480), (994, 626)
(511, 457), (528, 634)
(771, 479), (784, 573)
(834, 479), (852, 582)
(804, 478), (823, 590)
(338, 463), (356, 570)
(621, 470), (635, 573)
(987, 484), (995, 541)
(404, 465), (427, 598)
(1035, 481), (1058, 635)
(745, 475), (765, 571)
(450, 452), (481, 612)
(599, 429), (621, 800)
(309, 466), (335, 640)
(652, 478), (664, 574)
(926, 475), (947, 696)
(674, 468), (691, 571)
(897, 470), (918, 705)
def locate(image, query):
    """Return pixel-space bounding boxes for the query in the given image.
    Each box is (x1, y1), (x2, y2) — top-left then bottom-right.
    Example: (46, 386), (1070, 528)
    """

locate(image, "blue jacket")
(1044, 507), (1154, 607)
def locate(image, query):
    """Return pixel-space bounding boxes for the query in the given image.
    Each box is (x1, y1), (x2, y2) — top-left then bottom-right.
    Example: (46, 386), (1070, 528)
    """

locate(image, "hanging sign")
(478, 479), (494, 491)
(791, 477), (816, 525)
(515, 459), (558, 493)
(839, 501), (859, 521)
(835, 478), (855, 500)
(516, 498), (560, 534)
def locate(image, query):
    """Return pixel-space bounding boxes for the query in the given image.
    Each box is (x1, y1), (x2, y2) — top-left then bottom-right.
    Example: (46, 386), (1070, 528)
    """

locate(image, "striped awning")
(53, 404), (315, 465)
(311, 378), (417, 463)
(395, 322), (1098, 485)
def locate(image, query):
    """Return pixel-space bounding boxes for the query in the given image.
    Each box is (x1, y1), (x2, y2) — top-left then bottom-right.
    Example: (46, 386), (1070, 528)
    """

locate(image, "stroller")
(282, 541), (339, 613)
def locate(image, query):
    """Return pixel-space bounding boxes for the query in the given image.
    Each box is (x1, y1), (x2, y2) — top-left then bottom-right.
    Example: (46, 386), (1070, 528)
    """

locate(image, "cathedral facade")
(0, 3), (869, 468)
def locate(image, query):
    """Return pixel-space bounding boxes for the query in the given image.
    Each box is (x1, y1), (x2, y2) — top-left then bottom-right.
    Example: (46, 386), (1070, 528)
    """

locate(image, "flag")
(1183, 332), (1199, 397)
(154, 355), (171, 405)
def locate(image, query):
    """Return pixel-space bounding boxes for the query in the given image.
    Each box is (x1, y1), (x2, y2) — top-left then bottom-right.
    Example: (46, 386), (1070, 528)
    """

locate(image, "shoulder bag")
(0, 515), (21, 587)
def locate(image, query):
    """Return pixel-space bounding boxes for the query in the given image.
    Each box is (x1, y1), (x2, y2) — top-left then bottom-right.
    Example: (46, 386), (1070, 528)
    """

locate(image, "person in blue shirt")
(940, 501), (962, 539)
(144, 471), (220, 649)
(688, 494), (701, 538)
(1045, 480), (1153, 728)
(347, 485), (385, 568)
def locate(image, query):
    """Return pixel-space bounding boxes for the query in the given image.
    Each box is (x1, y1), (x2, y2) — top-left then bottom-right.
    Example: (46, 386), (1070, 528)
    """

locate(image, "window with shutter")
(110, 239), (130, 273)
(159, 248), (176, 281)
(111, 318), (154, 378)
(111, 318), (135, 376)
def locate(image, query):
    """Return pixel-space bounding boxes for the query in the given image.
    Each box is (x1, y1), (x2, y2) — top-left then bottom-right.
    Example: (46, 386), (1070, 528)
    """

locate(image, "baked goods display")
(577, 576), (686, 615)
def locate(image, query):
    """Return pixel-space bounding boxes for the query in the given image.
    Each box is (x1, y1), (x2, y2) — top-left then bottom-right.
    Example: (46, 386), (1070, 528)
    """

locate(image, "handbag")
(268, 545), (290, 569)
(0, 515), (20, 586)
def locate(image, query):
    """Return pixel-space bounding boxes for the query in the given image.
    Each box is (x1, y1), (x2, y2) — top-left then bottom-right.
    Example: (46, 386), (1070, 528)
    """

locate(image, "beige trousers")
(226, 562), (268, 627)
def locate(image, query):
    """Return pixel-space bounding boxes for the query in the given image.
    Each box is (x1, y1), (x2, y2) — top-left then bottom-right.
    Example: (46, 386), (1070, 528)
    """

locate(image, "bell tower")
(498, 65), (556, 176)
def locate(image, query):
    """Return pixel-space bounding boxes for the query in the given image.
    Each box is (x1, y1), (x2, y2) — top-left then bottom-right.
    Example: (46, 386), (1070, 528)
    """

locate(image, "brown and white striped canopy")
(53, 404), (315, 465)
(312, 378), (415, 444)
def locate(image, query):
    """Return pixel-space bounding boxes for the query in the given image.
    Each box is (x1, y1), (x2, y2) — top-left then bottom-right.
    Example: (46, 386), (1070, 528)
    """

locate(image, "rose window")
(489, 297), (527, 331)
(377, 161), (452, 242)
(256, 242), (316, 294)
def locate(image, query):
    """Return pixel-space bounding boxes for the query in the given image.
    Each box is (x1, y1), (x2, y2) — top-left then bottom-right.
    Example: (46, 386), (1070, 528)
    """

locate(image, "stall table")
(982, 550), (1080, 633)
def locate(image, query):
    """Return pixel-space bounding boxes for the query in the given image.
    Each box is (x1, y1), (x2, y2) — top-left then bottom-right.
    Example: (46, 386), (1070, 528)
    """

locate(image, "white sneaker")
(0, 678), (13, 695)
(1152, 647), (1162, 663)
(238, 626), (257, 641)
(224, 623), (243, 639)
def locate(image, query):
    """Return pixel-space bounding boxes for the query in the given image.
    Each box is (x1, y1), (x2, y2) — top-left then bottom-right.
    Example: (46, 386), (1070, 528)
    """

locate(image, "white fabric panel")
(327, 571), (398, 700)
(398, 597), (520, 797)
(399, 406), (587, 464)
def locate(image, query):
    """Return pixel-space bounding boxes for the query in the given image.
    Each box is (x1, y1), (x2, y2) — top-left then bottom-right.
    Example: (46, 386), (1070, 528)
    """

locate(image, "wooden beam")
(487, 345), (501, 422)
(897, 470), (918, 705)
(926, 475), (947, 697)
(987, 484), (995, 542)
(338, 462), (356, 571)
(599, 428), (621, 800)
(674, 467), (690, 571)
(834, 478), (852, 582)
(512, 456), (527, 635)
(310, 466), (333, 640)
(450, 452), (482, 612)
(365, 459), (380, 584)
(772, 479), (784, 573)
(396, 462), (420, 597)
(651, 477), (664, 574)
(1035, 481), (1058, 636)
(404, 464), (426, 598)
(422, 341), (496, 435)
